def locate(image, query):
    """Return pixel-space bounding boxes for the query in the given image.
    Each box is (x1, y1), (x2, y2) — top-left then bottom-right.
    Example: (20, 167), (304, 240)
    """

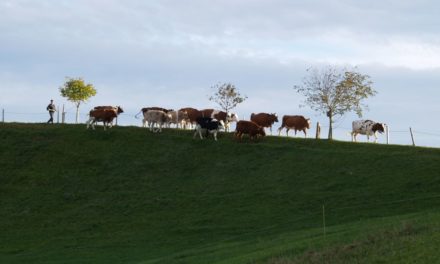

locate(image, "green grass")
(1, 123), (440, 263)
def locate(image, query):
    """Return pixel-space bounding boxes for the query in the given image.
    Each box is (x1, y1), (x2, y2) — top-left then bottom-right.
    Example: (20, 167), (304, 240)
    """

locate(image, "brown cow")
(179, 107), (202, 129)
(277, 115), (311, 138)
(234, 120), (266, 140)
(86, 106), (124, 130)
(250, 113), (278, 134)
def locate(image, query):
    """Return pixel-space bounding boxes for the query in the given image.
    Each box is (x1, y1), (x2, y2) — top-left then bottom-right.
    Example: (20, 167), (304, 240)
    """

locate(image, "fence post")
(410, 127), (415, 146)
(322, 204), (326, 239)
(2, 109), (4, 123)
(61, 104), (65, 124)
(316, 122), (321, 139)
(57, 105), (60, 124)
(386, 125), (389, 144)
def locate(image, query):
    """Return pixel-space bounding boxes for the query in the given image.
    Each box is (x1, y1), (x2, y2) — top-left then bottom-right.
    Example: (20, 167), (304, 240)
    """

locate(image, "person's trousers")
(47, 112), (54, 124)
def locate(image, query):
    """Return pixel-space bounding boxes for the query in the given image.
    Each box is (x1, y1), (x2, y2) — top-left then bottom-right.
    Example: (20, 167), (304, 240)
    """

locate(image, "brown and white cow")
(167, 110), (189, 129)
(179, 107), (202, 129)
(144, 110), (172, 133)
(200, 109), (239, 131)
(135, 107), (174, 127)
(277, 115), (311, 138)
(234, 120), (266, 140)
(86, 106), (124, 130)
(250, 113), (278, 134)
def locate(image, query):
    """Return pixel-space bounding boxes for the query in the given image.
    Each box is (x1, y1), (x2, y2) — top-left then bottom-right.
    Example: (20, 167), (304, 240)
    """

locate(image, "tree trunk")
(75, 102), (80, 124)
(328, 115), (333, 140)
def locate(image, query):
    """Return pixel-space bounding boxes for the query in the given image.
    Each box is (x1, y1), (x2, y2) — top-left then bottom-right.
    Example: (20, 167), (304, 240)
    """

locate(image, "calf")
(144, 110), (172, 133)
(234, 120), (266, 140)
(135, 107), (174, 127)
(168, 110), (189, 129)
(200, 109), (239, 131)
(250, 113), (278, 134)
(86, 107), (124, 130)
(179, 107), (202, 129)
(92, 106), (123, 126)
(351, 120), (386, 143)
(278, 115), (311, 138)
(193, 117), (224, 141)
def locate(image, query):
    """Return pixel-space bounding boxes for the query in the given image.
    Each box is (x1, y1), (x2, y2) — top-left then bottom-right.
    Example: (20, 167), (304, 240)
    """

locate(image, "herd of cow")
(86, 106), (387, 143)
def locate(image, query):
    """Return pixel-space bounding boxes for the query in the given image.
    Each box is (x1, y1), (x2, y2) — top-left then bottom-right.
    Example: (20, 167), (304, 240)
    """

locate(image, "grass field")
(1, 123), (440, 263)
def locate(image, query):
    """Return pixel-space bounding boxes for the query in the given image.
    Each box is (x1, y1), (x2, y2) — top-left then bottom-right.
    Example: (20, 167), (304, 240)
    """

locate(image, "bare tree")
(294, 66), (376, 140)
(209, 82), (247, 115)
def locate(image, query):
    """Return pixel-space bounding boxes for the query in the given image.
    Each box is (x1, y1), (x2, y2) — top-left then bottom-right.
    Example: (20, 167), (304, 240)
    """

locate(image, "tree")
(294, 66), (376, 140)
(209, 82), (247, 115)
(59, 77), (97, 123)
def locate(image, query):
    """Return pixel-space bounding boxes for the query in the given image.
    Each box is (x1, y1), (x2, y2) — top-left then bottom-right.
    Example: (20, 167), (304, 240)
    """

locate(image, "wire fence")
(2, 107), (440, 148)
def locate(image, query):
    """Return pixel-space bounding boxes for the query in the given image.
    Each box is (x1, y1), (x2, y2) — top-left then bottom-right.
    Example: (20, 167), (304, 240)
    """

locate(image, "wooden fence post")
(410, 127), (415, 146)
(57, 105), (60, 124)
(316, 122), (321, 139)
(61, 104), (65, 124)
(386, 125), (389, 144)
(322, 204), (326, 239)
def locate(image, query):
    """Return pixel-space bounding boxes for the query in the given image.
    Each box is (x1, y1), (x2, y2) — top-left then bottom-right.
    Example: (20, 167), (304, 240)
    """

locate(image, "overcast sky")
(1, 0), (440, 147)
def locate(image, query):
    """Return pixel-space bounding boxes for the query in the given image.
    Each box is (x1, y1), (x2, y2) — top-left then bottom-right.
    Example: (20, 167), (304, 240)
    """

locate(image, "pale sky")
(1, 0), (440, 147)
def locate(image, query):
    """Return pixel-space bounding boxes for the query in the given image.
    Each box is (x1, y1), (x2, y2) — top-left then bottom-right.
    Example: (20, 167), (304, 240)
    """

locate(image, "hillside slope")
(1, 123), (440, 263)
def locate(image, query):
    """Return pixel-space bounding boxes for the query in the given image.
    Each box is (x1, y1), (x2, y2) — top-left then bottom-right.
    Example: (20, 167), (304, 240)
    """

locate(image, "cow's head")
(372, 123), (385, 133)
(227, 112), (239, 123)
(179, 110), (189, 119)
(117, 106), (124, 114)
(272, 113), (279, 123)
(165, 113), (173, 122)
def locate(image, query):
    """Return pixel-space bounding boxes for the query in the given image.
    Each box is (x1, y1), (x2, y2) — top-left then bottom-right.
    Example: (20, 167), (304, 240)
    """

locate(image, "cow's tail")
(134, 110), (143, 119)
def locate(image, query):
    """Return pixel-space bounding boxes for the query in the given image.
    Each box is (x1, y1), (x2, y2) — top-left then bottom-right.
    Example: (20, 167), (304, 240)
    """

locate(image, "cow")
(351, 120), (386, 143)
(250, 113), (278, 134)
(200, 109), (239, 131)
(93, 106), (123, 126)
(135, 107), (174, 127)
(234, 120), (266, 140)
(168, 110), (189, 129)
(193, 117), (224, 141)
(179, 107), (202, 129)
(143, 110), (172, 133)
(277, 115), (311, 138)
(86, 106), (124, 130)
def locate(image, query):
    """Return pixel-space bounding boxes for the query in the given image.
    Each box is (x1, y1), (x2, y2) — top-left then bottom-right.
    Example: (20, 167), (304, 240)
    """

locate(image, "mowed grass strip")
(1, 123), (440, 263)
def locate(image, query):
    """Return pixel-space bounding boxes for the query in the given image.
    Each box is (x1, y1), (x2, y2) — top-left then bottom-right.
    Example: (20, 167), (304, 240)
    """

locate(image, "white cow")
(351, 120), (386, 143)
(144, 110), (172, 133)
(167, 110), (189, 129)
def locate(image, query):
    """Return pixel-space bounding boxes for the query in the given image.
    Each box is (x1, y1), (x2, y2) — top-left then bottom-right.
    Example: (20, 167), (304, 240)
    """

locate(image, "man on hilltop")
(46, 99), (56, 124)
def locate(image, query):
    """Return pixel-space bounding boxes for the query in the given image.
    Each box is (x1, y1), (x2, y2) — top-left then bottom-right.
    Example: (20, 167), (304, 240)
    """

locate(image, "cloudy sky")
(1, 0), (440, 147)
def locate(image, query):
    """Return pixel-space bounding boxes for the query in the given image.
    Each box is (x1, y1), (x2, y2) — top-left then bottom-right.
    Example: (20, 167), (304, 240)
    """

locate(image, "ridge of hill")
(1, 123), (440, 263)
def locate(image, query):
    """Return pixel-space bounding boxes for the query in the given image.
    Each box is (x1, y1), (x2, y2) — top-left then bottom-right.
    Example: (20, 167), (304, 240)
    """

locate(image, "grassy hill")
(1, 123), (440, 263)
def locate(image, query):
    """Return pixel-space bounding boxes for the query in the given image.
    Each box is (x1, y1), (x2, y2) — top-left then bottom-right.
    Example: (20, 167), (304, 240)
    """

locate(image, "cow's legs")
(286, 128), (289, 137)
(303, 129), (307, 138)
(277, 126), (283, 136)
(213, 131), (218, 141)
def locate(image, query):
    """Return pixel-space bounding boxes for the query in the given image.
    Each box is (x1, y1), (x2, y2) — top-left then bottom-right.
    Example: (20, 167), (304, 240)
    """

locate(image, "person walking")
(46, 99), (56, 124)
